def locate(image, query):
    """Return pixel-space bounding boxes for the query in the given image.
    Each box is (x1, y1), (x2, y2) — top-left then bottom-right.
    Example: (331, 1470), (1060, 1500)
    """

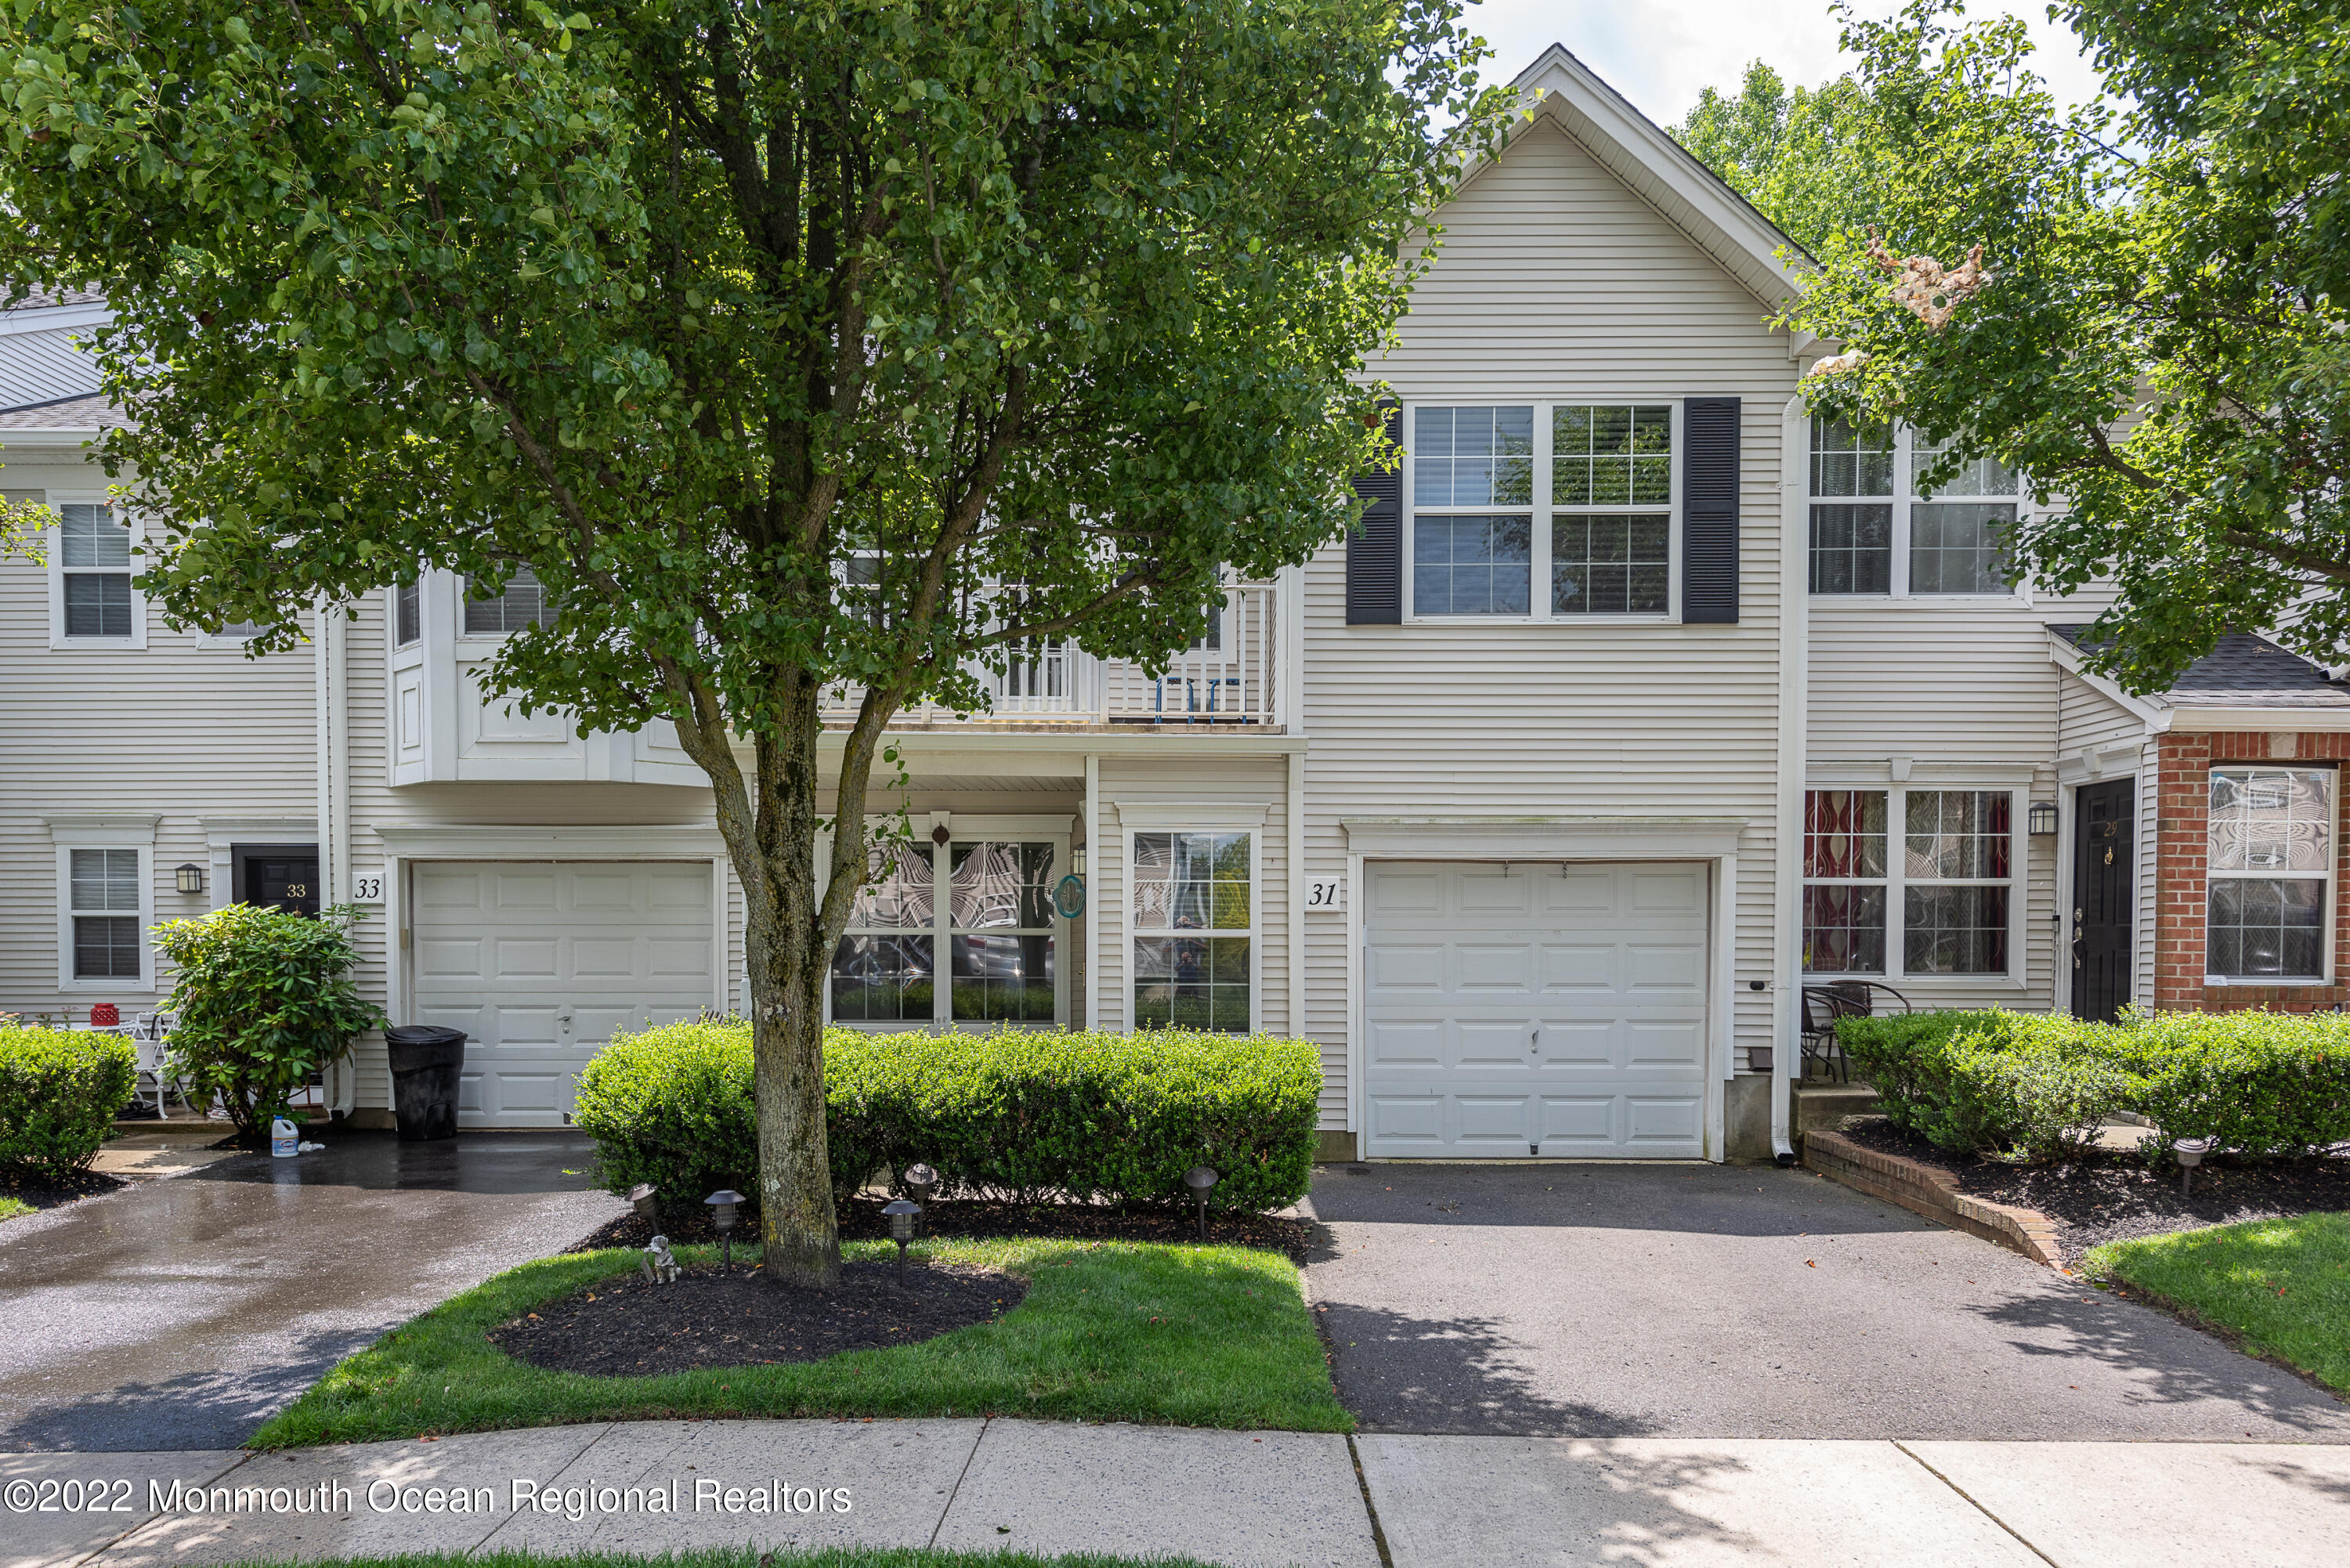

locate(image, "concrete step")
(1792, 1081), (1880, 1137)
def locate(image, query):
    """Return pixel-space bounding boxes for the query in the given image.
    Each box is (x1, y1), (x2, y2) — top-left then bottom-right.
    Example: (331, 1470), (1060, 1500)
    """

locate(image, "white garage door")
(1362, 861), (1710, 1158)
(410, 861), (717, 1127)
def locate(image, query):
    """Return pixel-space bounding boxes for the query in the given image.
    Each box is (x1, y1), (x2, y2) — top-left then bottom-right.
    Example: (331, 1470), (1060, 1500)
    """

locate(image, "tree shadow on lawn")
(1319, 1300), (1665, 1436)
(1972, 1289), (2350, 1433)
(0, 1325), (377, 1451)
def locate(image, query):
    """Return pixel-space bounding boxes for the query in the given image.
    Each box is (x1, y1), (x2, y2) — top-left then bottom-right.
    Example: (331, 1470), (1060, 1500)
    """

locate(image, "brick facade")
(2151, 729), (2350, 1012)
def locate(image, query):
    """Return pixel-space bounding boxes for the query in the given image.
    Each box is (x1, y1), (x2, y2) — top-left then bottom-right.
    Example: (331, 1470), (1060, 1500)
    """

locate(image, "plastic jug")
(272, 1117), (298, 1158)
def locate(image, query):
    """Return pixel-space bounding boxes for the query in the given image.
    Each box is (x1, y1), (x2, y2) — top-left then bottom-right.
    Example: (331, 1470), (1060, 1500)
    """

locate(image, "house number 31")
(1305, 877), (1344, 912)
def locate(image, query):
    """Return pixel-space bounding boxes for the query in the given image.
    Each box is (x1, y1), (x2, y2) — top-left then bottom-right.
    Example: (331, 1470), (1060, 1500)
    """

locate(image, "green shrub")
(0, 1025), (136, 1178)
(154, 902), (385, 1147)
(2111, 1010), (2350, 1159)
(576, 1024), (1323, 1214)
(1837, 1009), (2135, 1162)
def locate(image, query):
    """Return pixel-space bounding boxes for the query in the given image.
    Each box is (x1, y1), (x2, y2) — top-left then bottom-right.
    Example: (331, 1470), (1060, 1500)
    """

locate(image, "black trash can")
(384, 1025), (467, 1142)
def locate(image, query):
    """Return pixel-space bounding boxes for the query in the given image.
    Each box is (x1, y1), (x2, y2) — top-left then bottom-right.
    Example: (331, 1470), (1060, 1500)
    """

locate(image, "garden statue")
(641, 1235), (682, 1285)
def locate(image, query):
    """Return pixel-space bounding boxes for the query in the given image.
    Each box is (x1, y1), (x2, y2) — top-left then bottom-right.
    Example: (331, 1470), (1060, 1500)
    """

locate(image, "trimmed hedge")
(1838, 1006), (2350, 1163)
(0, 1025), (136, 1178)
(574, 1023), (1322, 1214)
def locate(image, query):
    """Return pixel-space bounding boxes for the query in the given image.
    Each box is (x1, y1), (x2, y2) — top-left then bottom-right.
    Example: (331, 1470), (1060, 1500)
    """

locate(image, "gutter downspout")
(327, 602), (354, 1116)
(1772, 395), (1810, 1165)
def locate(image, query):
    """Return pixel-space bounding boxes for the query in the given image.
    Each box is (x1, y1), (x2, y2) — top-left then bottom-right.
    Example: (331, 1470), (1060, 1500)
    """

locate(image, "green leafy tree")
(154, 903), (386, 1148)
(1785, 0), (2350, 692)
(1672, 59), (1892, 255)
(0, 0), (1507, 1281)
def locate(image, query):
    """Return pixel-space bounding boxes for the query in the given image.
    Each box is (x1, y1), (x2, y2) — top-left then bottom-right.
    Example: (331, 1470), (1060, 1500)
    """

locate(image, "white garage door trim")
(1343, 823), (1739, 1162)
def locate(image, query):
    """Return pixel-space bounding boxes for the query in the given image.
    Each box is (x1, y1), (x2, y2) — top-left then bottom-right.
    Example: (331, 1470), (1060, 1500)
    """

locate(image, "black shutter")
(1681, 396), (1741, 624)
(1346, 402), (1403, 625)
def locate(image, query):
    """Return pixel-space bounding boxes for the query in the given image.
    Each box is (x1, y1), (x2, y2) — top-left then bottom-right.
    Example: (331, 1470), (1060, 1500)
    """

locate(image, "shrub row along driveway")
(1303, 1162), (2350, 1440)
(0, 1131), (623, 1451)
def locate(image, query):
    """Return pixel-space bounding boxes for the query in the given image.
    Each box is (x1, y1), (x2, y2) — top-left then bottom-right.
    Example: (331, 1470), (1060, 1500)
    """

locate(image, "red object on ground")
(89, 1003), (119, 1028)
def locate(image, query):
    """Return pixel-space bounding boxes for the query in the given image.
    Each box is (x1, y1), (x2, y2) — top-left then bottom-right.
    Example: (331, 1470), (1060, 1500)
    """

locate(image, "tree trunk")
(746, 912), (841, 1287)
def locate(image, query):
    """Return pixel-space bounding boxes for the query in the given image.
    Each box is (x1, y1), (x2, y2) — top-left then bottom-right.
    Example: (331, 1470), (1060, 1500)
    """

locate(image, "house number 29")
(350, 874), (385, 902)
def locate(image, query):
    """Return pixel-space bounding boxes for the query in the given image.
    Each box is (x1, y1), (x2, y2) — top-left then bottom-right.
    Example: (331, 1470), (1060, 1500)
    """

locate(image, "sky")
(1455, 0), (2111, 128)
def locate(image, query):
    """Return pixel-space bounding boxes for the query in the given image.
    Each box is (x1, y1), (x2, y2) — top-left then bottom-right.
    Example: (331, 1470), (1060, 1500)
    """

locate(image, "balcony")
(827, 578), (1289, 731)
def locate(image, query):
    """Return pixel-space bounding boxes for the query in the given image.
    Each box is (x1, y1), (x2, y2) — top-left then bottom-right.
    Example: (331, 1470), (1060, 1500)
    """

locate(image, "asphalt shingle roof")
(2051, 625), (2350, 709)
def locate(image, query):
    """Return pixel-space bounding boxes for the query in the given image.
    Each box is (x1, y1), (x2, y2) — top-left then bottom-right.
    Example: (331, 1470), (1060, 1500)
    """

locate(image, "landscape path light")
(2173, 1137), (2214, 1196)
(902, 1163), (938, 1206)
(705, 1188), (746, 1272)
(1185, 1165), (1220, 1242)
(883, 1198), (923, 1286)
(627, 1183), (658, 1225)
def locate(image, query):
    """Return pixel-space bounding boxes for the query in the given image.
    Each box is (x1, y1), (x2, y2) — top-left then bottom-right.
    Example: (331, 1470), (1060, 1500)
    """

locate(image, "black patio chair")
(1799, 981), (1913, 1084)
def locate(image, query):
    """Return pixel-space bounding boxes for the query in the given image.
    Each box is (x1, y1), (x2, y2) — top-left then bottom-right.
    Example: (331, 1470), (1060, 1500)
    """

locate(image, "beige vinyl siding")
(1307, 115), (1800, 1117)
(0, 451), (317, 1018)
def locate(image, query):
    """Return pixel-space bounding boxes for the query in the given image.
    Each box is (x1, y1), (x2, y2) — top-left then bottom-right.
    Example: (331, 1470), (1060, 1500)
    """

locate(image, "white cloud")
(1457, 0), (2110, 128)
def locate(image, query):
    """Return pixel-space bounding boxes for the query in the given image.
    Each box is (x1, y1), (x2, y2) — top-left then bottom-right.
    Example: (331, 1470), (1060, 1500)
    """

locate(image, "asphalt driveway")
(1303, 1162), (2350, 1441)
(0, 1131), (623, 1451)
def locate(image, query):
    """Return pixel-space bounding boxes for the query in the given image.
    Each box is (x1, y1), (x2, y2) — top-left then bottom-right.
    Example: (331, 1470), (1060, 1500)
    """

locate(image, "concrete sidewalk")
(9, 1421), (2349, 1568)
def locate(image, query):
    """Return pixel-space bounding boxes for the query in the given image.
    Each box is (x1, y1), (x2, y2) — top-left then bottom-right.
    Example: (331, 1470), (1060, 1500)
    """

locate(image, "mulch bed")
(1835, 1114), (2350, 1259)
(569, 1193), (1313, 1259)
(490, 1259), (1025, 1376)
(1, 1165), (126, 1214)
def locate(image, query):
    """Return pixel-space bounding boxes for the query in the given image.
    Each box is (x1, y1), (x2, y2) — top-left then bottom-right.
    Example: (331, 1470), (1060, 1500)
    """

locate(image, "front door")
(233, 843), (320, 916)
(2071, 780), (2134, 1022)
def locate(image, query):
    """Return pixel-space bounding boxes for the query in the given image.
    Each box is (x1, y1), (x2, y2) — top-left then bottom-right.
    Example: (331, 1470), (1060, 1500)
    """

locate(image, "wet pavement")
(0, 1131), (624, 1451)
(1305, 1162), (2350, 1440)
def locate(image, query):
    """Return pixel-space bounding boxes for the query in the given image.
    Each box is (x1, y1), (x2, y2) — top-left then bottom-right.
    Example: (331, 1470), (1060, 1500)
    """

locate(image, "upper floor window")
(2207, 766), (2334, 982)
(1408, 403), (1676, 620)
(1808, 417), (2019, 599)
(59, 504), (134, 638)
(395, 580), (421, 646)
(464, 566), (555, 634)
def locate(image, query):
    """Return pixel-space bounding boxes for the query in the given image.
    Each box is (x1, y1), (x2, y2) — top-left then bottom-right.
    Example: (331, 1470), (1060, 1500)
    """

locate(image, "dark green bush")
(1838, 1009), (2135, 1162)
(1838, 1006), (2350, 1164)
(0, 1025), (136, 1178)
(575, 1024), (1323, 1214)
(2113, 1010), (2350, 1159)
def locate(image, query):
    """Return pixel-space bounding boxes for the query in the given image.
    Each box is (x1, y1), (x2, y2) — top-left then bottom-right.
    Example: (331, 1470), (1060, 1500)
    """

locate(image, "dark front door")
(2071, 781), (2134, 1022)
(233, 844), (320, 916)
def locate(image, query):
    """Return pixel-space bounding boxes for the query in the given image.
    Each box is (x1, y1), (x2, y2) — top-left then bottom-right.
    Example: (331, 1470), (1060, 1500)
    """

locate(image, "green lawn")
(2088, 1212), (2350, 1394)
(252, 1237), (1348, 1449)
(0, 1195), (32, 1223)
(233, 1551), (1216, 1568)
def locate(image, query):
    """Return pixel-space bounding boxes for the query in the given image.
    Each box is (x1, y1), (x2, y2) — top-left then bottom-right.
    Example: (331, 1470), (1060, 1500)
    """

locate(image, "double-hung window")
(828, 831), (1065, 1027)
(57, 504), (138, 641)
(1808, 417), (2020, 598)
(395, 580), (421, 646)
(1132, 831), (1253, 1031)
(1408, 403), (1676, 620)
(2207, 767), (2334, 981)
(1803, 788), (2017, 978)
(68, 848), (144, 981)
(464, 566), (555, 634)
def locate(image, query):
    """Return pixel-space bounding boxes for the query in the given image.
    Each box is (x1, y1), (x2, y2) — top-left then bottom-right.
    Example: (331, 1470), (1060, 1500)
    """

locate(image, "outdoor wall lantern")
(628, 1183), (658, 1224)
(883, 1198), (923, 1285)
(174, 863), (206, 895)
(1184, 1165), (1220, 1241)
(2173, 1137), (2214, 1195)
(2026, 802), (2059, 836)
(902, 1163), (938, 1206)
(705, 1188), (746, 1272)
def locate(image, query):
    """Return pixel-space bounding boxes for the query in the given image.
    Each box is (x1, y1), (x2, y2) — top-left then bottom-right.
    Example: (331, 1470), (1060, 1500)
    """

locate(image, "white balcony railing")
(828, 578), (1283, 728)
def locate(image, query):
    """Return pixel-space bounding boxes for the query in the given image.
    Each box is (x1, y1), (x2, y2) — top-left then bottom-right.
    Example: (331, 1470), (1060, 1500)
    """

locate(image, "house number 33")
(350, 874), (385, 902)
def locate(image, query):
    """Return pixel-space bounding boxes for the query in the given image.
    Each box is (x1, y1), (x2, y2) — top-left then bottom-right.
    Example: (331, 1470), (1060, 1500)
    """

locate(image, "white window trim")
(820, 814), (1073, 1031)
(1123, 825), (1260, 1035)
(2202, 764), (2338, 987)
(45, 816), (160, 993)
(1401, 397), (1683, 625)
(45, 496), (150, 651)
(1805, 421), (2032, 605)
(1802, 786), (2026, 987)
